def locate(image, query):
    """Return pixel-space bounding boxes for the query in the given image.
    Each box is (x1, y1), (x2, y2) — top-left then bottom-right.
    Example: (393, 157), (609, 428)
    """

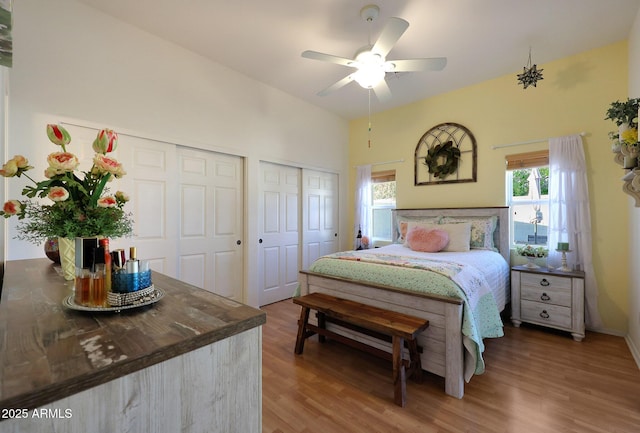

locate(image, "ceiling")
(77, 0), (640, 120)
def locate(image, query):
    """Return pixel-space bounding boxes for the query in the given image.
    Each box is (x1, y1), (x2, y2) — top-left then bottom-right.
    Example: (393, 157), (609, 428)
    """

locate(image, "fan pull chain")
(368, 89), (372, 148)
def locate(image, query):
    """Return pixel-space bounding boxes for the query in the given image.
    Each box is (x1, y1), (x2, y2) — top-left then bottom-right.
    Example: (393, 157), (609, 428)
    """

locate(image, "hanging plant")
(424, 141), (460, 179)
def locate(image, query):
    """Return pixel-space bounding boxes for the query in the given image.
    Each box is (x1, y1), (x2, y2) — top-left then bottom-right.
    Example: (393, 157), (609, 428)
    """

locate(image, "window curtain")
(548, 135), (602, 329)
(354, 165), (372, 249)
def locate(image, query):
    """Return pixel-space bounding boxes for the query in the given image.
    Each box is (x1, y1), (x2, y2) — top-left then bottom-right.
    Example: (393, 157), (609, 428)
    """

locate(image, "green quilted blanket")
(301, 250), (504, 378)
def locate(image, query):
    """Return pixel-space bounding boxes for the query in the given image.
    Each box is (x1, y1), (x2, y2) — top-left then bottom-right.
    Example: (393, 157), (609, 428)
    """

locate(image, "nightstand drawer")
(521, 300), (572, 329)
(521, 272), (571, 291)
(521, 286), (571, 307)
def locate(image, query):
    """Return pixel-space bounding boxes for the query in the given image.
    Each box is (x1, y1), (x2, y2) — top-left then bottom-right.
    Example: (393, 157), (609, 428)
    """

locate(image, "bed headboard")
(392, 207), (510, 264)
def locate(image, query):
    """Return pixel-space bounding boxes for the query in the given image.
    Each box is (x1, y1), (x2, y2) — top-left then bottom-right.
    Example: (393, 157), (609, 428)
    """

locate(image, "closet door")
(110, 135), (179, 277)
(258, 162), (300, 306)
(178, 148), (244, 301)
(302, 169), (339, 269)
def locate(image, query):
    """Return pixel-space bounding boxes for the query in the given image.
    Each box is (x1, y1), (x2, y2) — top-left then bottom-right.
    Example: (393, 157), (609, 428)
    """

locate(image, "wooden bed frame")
(297, 206), (510, 399)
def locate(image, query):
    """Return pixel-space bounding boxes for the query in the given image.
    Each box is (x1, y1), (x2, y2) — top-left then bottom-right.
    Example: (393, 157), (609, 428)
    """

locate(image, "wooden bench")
(293, 292), (429, 407)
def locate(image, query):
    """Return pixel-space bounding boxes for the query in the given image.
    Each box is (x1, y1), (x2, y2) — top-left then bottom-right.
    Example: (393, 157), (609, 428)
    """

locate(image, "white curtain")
(354, 165), (372, 249)
(548, 135), (602, 329)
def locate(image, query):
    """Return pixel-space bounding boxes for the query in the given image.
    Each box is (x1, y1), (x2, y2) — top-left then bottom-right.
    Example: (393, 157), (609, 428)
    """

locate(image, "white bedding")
(360, 244), (510, 312)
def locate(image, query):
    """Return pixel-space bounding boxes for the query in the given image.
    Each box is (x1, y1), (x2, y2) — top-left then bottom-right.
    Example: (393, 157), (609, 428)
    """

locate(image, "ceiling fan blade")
(389, 57), (447, 72)
(317, 74), (356, 96)
(371, 17), (409, 58)
(373, 79), (392, 102)
(302, 50), (357, 67)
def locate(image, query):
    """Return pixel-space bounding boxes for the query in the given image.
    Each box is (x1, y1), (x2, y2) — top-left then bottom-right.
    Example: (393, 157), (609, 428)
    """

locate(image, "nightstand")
(511, 265), (585, 341)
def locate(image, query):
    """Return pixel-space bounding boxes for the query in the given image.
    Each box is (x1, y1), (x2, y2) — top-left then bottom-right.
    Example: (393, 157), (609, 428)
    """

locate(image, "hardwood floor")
(262, 299), (640, 433)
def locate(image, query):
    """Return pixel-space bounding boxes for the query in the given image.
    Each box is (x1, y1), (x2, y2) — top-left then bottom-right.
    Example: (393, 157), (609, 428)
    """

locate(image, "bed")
(297, 207), (510, 399)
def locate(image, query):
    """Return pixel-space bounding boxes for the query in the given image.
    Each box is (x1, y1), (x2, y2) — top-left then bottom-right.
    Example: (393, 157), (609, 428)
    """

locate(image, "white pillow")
(438, 222), (471, 252)
(441, 216), (497, 250)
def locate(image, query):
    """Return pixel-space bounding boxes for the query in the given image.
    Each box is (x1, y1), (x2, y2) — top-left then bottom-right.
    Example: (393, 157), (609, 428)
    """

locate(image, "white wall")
(627, 6), (640, 366)
(7, 0), (349, 305)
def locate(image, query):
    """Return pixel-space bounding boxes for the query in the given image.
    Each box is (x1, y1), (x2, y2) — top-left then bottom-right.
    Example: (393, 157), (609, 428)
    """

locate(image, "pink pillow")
(406, 227), (449, 252)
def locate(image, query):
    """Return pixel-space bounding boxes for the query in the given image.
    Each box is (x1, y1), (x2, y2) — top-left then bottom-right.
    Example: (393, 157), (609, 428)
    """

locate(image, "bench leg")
(317, 311), (326, 343)
(294, 306), (310, 354)
(392, 336), (407, 407)
(408, 338), (423, 383)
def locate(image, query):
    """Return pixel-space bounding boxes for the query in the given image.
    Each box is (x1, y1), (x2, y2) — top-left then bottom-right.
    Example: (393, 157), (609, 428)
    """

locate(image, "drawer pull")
(539, 310), (550, 319)
(539, 278), (550, 287)
(540, 293), (551, 301)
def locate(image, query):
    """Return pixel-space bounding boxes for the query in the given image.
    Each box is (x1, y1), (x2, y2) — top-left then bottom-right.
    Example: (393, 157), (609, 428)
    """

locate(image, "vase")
(524, 256), (540, 269)
(44, 238), (61, 264)
(57, 237), (76, 281)
(624, 155), (638, 169)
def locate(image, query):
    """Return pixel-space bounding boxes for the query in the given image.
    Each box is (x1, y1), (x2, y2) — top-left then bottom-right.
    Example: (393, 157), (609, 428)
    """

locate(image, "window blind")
(372, 169), (395, 183)
(505, 150), (549, 170)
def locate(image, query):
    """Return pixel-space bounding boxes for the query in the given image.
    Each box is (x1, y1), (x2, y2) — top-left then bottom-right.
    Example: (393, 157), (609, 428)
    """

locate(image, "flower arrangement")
(0, 124), (134, 244)
(605, 98), (639, 152)
(516, 244), (548, 258)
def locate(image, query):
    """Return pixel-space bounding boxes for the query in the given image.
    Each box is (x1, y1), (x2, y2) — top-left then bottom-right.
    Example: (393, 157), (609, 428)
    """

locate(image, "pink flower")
(97, 196), (117, 208)
(47, 152), (79, 173)
(47, 186), (69, 202)
(92, 128), (118, 154)
(0, 159), (18, 177)
(13, 155), (30, 169)
(46, 124), (71, 147)
(93, 154), (126, 178)
(0, 155), (33, 177)
(2, 200), (22, 216)
(115, 191), (129, 203)
(44, 166), (58, 179)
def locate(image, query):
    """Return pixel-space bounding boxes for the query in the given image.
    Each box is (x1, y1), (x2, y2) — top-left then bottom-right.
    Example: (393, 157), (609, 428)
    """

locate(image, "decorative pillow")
(406, 227), (449, 252)
(403, 221), (471, 252)
(396, 216), (441, 243)
(438, 222), (472, 252)
(441, 216), (498, 250)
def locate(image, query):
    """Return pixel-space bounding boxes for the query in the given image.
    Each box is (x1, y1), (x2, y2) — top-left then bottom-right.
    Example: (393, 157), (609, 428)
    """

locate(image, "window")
(371, 170), (396, 245)
(506, 151), (549, 247)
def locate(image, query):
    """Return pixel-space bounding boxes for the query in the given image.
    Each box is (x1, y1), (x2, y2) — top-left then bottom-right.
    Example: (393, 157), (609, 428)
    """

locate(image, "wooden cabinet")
(0, 259), (265, 433)
(511, 265), (585, 341)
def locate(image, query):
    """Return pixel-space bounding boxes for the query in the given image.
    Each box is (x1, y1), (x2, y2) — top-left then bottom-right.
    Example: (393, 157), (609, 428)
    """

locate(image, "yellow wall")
(349, 41), (629, 334)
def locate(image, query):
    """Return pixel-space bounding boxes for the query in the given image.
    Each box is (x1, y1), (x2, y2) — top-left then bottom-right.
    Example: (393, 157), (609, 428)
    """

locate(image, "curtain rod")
(353, 158), (404, 168)
(492, 132), (587, 150)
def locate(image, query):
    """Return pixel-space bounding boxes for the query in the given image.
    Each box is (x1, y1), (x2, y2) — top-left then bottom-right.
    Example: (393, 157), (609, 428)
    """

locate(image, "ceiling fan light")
(353, 66), (385, 89)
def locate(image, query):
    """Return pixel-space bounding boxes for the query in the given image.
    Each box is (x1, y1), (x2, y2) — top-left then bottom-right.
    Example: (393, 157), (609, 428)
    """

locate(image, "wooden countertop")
(0, 259), (266, 411)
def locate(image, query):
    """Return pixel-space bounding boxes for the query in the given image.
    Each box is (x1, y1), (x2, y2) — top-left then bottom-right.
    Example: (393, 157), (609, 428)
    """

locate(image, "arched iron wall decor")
(415, 122), (477, 185)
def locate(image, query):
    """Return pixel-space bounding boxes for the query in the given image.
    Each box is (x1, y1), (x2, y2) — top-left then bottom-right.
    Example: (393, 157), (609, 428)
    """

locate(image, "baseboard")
(585, 325), (625, 337)
(625, 335), (640, 370)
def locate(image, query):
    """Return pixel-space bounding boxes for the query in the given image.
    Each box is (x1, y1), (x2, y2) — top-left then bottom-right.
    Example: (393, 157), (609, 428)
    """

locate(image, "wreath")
(424, 141), (460, 179)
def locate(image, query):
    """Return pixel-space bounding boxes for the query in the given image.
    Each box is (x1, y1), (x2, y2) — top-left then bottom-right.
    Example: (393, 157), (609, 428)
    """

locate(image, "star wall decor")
(517, 48), (544, 89)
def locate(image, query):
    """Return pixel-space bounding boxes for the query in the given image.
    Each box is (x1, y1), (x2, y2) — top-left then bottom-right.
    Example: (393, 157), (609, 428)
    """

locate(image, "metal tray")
(63, 286), (165, 312)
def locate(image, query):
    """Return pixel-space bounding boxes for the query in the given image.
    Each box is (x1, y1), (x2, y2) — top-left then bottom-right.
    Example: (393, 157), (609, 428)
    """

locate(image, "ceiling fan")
(301, 4), (447, 102)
